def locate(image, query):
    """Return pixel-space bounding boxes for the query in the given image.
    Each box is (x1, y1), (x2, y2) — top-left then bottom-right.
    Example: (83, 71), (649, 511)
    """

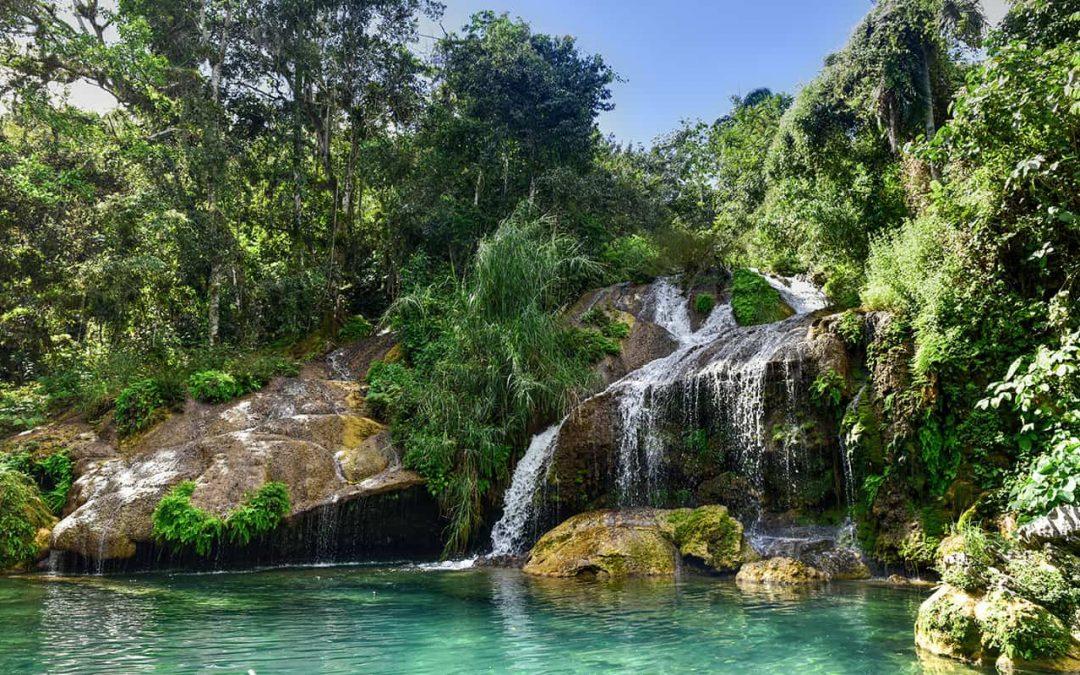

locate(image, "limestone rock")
(735, 557), (829, 585)
(914, 585), (984, 664)
(1018, 505), (1080, 554)
(523, 509), (677, 578)
(48, 338), (430, 564)
(659, 505), (755, 572)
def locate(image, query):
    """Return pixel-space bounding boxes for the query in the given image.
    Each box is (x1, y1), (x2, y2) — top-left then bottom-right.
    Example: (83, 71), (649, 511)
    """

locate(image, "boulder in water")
(735, 557), (829, 585)
(659, 505), (755, 572)
(522, 505), (754, 578)
(523, 509), (677, 578)
(915, 585), (985, 664)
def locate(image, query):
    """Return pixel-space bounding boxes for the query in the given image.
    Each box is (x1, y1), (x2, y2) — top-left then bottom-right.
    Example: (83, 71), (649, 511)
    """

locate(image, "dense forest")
(0, 0), (1076, 576)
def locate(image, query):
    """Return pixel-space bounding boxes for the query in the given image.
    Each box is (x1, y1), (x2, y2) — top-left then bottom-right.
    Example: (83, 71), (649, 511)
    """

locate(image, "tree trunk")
(208, 262), (222, 346)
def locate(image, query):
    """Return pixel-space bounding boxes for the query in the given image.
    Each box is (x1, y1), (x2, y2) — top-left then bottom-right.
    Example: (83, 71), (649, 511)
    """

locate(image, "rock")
(522, 505), (755, 578)
(694, 473), (759, 521)
(49, 338), (435, 564)
(914, 585), (984, 664)
(975, 589), (1077, 671)
(886, 574), (912, 585)
(523, 509), (677, 578)
(735, 557), (829, 585)
(936, 532), (991, 592)
(337, 429), (394, 483)
(1018, 505), (1080, 553)
(659, 505), (756, 572)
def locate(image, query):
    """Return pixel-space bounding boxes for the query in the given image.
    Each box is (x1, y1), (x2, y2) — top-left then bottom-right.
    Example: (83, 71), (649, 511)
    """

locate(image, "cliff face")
(10, 337), (442, 571)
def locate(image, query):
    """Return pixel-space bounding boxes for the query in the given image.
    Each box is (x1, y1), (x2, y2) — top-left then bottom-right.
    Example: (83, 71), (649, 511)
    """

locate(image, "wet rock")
(523, 509), (678, 578)
(338, 429), (395, 483)
(735, 556), (829, 585)
(915, 585), (984, 664)
(976, 589), (1079, 672)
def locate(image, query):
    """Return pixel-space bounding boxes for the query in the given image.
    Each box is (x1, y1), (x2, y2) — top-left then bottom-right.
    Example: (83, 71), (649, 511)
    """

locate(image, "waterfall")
(489, 274), (828, 556)
(490, 424), (564, 556)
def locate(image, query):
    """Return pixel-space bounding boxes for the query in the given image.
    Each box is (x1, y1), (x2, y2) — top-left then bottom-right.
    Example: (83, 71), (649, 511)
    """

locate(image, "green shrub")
(386, 212), (599, 553)
(0, 468), (54, 569)
(822, 263), (861, 310)
(730, 269), (792, 326)
(600, 234), (662, 283)
(365, 360), (417, 420)
(114, 377), (184, 437)
(187, 370), (241, 403)
(581, 307), (631, 339)
(569, 327), (621, 362)
(229, 354), (298, 390)
(0, 383), (47, 436)
(977, 589), (1071, 661)
(810, 369), (844, 408)
(693, 292), (716, 315)
(936, 525), (996, 592)
(151, 480), (291, 555)
(1008, 435), (1080, 521)
(338, 315), (373, 341)
(224, 482), (291, 546)
(835, 310), (863, 347)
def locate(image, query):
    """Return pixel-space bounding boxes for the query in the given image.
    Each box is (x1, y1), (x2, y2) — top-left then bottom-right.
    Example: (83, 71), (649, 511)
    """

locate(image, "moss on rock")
(735, 557), (829, 585)
(523, 505), (754, 578)
(660, 505), (754, 572)
(914, 586), (984, 663)
(730, 269), (795, 326)
(522, 510), (677, 578)
(975, 589), (1072, 663)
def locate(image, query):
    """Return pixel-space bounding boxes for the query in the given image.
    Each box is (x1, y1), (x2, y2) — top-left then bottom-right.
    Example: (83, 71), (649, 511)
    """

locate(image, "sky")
(68, 0), (1010, 146)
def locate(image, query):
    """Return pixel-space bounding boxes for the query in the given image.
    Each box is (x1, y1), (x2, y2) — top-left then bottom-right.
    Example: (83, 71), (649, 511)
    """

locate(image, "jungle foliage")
(0, 0), (1077, 553)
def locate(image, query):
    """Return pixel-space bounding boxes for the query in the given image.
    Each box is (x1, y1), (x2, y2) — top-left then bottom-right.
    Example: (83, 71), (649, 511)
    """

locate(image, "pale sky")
(63, 0), (1012, 145)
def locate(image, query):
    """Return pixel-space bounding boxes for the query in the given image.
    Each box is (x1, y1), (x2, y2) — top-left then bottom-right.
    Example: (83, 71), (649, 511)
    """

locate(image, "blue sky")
(422, 0), (1008, 145)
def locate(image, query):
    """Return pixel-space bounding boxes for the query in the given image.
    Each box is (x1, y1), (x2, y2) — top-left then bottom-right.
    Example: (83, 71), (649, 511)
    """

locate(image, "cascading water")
(489, 424), (564, 557)
(490, 275), (829, 557)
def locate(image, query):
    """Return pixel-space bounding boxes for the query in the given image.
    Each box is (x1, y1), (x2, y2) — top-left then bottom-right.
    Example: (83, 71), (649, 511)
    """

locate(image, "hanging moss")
(152, 481), (291, 556)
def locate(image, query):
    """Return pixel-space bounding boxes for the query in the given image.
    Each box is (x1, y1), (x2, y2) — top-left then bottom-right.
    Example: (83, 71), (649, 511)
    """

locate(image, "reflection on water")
(0, 567), (980, 674)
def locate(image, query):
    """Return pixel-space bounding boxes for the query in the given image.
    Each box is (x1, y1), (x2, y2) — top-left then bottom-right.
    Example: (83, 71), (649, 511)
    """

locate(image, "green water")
(0, 565), (980, 674)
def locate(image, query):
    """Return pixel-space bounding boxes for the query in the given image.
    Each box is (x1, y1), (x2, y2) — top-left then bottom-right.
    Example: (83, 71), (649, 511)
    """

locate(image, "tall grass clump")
(372, 209), (600, 553)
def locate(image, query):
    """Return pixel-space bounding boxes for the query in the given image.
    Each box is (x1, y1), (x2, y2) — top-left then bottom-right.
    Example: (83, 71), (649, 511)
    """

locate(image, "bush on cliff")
(730, 269), (792, 326)
(152, 481), (291, 556)
(0, 468), (54, 569)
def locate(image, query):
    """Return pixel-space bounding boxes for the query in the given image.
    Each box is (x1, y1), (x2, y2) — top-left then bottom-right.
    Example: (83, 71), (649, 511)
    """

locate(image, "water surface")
(0, 566), (980, 673)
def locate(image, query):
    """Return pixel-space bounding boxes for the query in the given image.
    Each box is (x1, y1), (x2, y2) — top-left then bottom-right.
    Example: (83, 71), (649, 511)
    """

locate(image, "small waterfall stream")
(490, 275), (830, 556)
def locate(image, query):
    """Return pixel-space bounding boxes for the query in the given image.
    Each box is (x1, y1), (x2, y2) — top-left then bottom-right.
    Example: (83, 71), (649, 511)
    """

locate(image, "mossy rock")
(523, 510), (677, 578)
(735, 557), (829, 585)
(522, 505), (755, 579)
(915, 585), (984, 664)
(1003, 549), (1080, 620)
(975, 589), (1073, 665)
(659, 505), (754, 572)
(936, 532), (993, 592)
(730, 269), (795, 326)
